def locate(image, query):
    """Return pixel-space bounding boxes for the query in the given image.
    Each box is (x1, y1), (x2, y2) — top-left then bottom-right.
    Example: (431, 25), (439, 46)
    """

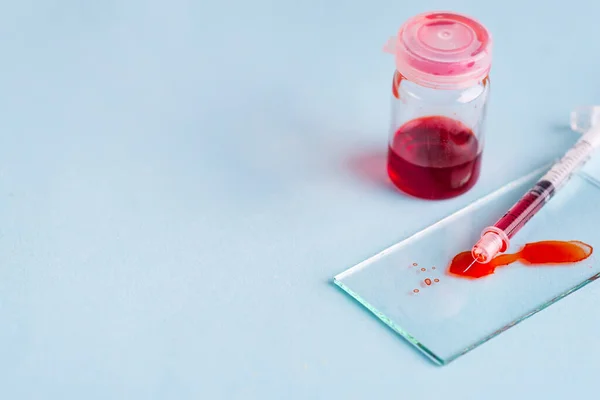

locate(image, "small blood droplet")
(420, 268), (426, 271)
(412, 263), (418, 266)
(434, 278), (440, 282)
(413, 289), (419, 293)
(432, 266), (436, 270)
(424, 278), (432, 286)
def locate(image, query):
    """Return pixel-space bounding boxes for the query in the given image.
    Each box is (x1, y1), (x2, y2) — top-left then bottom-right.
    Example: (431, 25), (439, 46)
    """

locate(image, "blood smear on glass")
(448, 240), (593, 279)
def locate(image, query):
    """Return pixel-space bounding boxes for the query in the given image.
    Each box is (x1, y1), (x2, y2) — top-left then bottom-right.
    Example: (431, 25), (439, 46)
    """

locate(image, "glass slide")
(334, 162), (600, 364)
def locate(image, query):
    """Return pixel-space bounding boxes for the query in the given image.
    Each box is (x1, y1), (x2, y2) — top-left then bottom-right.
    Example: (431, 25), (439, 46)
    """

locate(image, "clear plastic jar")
(384, 12), (493, 200)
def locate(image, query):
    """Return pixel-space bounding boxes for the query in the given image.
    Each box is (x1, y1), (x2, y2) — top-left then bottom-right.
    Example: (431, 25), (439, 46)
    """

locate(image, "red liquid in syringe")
(387, 116), (482, 200)
(471, 181), (556, 263)
(494, 182), (554, 239)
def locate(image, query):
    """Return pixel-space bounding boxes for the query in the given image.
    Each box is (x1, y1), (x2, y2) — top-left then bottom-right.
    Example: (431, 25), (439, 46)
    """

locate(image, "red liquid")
(448, 240), (593, 279)
(387, 116), (482, 199)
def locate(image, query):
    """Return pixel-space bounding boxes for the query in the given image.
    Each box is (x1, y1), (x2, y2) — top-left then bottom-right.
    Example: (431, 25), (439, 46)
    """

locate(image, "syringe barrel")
(539, 138), (594, 190)
(493, 182), (551, 240)
(493, 131), (597, 241)
(472, 117), (600, 264)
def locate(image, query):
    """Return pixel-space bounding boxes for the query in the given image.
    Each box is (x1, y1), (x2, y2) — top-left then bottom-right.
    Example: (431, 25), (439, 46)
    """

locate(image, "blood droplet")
(448, 240), (593, 279)
(412, 263), (418, 266)
(432, 266), (436, 270)
(424, 278), (432, 286)
(434, 278), (440, 282)
(420, 267), (426, 271)
(413, 289), (419, 293)
(392, 71), (404, 99)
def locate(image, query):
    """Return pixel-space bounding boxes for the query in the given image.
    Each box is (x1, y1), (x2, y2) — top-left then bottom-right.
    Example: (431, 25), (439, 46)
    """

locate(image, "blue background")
(2, 0), (599, 398)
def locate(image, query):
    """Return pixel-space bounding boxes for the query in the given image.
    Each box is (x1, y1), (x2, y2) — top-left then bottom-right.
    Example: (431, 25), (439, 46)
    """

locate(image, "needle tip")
(462, 258), (478, 273)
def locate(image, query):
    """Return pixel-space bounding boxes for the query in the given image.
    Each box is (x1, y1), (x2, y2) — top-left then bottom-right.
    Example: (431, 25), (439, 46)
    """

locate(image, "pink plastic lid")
(384, 11), (492, 89)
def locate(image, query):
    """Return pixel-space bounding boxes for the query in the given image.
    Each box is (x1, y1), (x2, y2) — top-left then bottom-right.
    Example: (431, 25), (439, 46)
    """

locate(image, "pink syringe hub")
(472, 227), (509, 263)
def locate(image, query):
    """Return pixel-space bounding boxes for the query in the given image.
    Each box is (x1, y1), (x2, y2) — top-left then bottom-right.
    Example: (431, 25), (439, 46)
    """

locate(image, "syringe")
(469, 111), (600, 267)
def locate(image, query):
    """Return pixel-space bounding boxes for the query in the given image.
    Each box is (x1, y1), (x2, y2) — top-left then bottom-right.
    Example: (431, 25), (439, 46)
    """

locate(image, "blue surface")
(2, 0), (600, 398)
